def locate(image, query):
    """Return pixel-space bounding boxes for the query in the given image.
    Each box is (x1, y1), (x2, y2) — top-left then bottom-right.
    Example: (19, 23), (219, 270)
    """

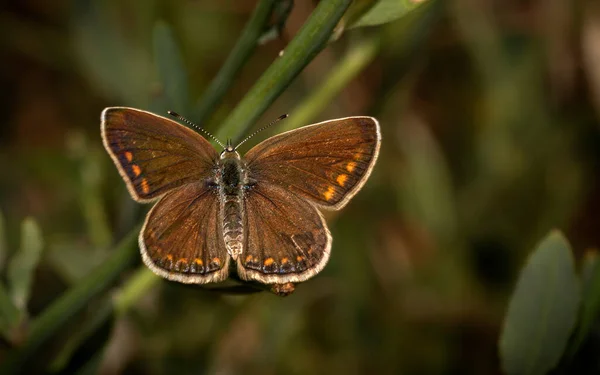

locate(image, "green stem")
(280, 35), (382, 132)
(217, 0), (353, 142)
(0, 227), (140, 374)
(114, 267), (159, 315)
(193, 0), (279, 124)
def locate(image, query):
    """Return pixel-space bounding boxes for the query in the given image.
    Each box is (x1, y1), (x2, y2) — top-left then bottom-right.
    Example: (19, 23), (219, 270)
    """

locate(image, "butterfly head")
(220, 139), (240, 160)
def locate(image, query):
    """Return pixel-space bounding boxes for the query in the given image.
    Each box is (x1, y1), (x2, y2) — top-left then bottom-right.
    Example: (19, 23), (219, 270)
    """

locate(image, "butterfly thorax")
(217, 150), (248, 260)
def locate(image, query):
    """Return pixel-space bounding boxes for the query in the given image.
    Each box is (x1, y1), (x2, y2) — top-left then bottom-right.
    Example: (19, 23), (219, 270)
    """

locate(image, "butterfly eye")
(205, 178), (218, 188)
(243, 180), (257, 191)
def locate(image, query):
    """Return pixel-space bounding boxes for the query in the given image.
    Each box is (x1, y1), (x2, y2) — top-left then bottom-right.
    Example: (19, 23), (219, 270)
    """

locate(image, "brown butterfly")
(101, 107), (380, 294)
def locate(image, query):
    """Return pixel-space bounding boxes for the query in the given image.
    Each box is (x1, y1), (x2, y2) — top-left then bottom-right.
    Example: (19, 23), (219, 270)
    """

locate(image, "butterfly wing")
(101, 107), (218, 202)
(237, 182), (331, 284)
(244, 117), (381, 210)
(140, 182), (229, 283)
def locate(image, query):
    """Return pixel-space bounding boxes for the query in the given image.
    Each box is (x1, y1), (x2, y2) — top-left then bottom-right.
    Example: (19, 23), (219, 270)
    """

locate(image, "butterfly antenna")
(167, 111), (226, 149)
(234, 114), (288, 150)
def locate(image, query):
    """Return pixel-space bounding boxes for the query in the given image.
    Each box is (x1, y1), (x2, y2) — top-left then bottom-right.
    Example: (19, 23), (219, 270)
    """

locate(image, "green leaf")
(0, 281), (21, 341)
(0, 227), (139, 374)
(80, 146), (112, 249)
(397, 117), (458, 243)
(499, 230), (581, 375)
(7, 218), (44, 312)
(568, 250), (600, 356)
(153, 21), (190, 113)
(72, 1), (153, 108)
(350, 0), (429, 28)
(0, 208), (6, 271)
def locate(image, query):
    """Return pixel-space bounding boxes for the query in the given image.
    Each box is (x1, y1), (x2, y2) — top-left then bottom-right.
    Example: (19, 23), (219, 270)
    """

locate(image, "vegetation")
(0, 0), (599, 374)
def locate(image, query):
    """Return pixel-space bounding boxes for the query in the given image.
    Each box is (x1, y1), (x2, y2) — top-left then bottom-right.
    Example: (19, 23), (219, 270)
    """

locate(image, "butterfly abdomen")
(222, 195), (244, 259)
(218, 152), (246, 260)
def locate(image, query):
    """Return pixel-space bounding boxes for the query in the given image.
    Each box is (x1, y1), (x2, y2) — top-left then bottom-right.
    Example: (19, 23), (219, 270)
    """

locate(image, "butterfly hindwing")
(244, 117), (381, 210)
(101, 107), (218, 202)
(237, 182), (331, 284)
(140, 182), (229, 284)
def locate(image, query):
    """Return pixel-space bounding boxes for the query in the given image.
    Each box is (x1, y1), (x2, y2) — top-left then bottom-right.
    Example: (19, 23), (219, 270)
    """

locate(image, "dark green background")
(1, 0), (599, 374)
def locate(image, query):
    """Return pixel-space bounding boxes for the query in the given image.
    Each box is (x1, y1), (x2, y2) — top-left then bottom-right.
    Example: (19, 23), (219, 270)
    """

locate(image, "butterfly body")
(101, 107), (381, 291)
(216, 149), (247, 260)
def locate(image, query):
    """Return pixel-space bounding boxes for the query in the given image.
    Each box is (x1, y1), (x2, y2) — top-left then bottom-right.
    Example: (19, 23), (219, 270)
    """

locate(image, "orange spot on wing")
(166, 254), (173, 261)
(177, 258), (187, 264)
(346, 162), (357, 173)
(296, 255), (304, 262)
(245, 255), (253, 263)
(264, 257), (274, 266)
(194, 258), (203, 265)
(281, 257), (289, 264)
(124, 151), (133, 162)
(323, 186), (335, 201)
(132, 164), (142, 177)
(336, 174), (348, 186)
(141, 179), (150, 194)
(212, 257), (221, 266)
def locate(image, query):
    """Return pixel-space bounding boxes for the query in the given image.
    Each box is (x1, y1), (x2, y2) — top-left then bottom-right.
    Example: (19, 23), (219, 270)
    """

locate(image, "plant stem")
(217, 0), (353, 142)
(280, 35), (382, 132)
(114, 267), (159, 315)
(0, 227), (140, 374)
(193, 0), (280, 124)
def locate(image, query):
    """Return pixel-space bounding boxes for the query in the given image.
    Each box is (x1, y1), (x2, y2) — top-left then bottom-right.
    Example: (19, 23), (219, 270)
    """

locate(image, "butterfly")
(101, 107), (380, 295)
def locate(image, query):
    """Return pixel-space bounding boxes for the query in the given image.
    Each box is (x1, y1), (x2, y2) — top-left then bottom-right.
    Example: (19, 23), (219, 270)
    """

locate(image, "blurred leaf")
(80, 146), (112, 250)
(72, 0), (153, 108)
(0, 281), (21, 341)
(1, 227), (139, 374)
(350, 0), (429, 28)
(7, 218), (43, 312)
(581, 250), (598, 287)
(153, 21), (190, 113)
(0, 208), (6, 271)
(568, 250), (600, 356)
(47, 241), (111, 284)
(499, 230), (580, 375)
(397, 115), (458, 243)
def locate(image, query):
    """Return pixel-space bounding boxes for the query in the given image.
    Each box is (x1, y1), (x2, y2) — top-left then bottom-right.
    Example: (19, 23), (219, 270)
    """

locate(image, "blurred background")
(1, 0), (600, 374)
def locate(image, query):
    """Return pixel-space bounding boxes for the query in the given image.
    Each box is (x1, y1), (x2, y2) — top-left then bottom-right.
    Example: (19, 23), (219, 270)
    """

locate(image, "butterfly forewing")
(140, 182), (229, 284)
(101, 107), (218, 202)
(237, 182), (331, 284)
(244, 117), (381, 210)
